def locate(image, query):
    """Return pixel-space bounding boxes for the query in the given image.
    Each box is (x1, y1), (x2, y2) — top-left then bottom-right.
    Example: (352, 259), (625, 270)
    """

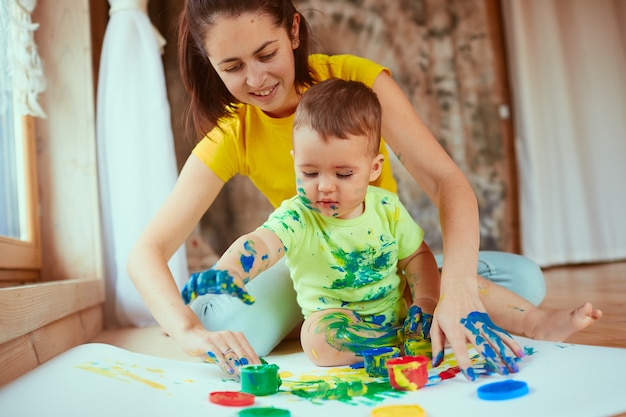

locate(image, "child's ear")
(369, 153), (384, 182)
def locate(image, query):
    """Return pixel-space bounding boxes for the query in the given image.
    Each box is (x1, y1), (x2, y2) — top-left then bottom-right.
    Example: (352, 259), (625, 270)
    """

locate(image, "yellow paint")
(116, 368), (168, 390)
(311, 348), (319, 360)
(371, 404), (426, 417)
(404, 338), (432, 359)
(75, 364), (167, 391)
(390, 362), (419, 391)
(75, 365), (129, 382)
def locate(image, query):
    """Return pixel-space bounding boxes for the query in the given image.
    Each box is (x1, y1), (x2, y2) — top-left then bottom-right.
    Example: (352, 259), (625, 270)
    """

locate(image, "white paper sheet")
(1, 338), (624, 417)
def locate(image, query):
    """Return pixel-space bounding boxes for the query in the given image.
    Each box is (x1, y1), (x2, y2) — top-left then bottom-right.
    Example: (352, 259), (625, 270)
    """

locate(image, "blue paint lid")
(477, 380), (529, 401)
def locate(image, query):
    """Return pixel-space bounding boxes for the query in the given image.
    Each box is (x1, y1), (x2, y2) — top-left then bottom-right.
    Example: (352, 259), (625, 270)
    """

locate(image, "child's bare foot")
(524, 302), (603, 342)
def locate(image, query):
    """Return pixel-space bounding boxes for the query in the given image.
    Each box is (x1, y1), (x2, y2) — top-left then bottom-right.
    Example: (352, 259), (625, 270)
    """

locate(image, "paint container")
(403, 336), (432, 359)
(371, 404), (426, 417)
(361, 347), (400, 378)
(386, 355), (429, 391)
(240, 364), (282, 396)
(238, 407), (291, 417)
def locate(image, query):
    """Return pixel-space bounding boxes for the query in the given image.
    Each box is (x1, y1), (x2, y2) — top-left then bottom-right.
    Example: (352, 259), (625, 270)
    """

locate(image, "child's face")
(204, 12), (300, 118)
(292, 126), (383, 219)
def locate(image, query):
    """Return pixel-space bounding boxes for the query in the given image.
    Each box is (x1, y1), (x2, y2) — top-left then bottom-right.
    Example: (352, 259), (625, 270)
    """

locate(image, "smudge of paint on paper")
(281, 366), (403, 405)
(74, 359), (195, 395)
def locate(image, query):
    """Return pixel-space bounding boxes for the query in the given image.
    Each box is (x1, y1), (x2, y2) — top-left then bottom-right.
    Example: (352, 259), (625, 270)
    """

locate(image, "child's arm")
(181, 228), (285, 305)
(397, 240), (440, 338)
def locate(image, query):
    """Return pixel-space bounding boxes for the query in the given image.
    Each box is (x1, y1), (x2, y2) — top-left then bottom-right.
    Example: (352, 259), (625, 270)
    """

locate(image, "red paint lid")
(209, 391), (255, 407)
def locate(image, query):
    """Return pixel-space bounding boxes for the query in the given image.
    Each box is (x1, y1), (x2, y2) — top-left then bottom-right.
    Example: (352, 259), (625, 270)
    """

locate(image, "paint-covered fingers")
(447, 330), (477, 381)
(403, 305), (434, 341)
(461, 311), (521, 376)
(402, 305), (422, 334)
(428, 319), (445, 367)
(210, 332), (262, 379)
(180, 268), (255, 305)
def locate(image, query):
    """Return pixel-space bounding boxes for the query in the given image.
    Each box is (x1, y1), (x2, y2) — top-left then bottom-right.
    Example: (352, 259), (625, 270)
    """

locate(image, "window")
(0, 2), (41, 284)
(0, 1), (105, 373)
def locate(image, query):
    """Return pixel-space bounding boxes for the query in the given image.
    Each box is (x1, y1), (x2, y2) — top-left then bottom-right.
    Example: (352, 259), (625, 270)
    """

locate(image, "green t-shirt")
(260, 186), (424, 327)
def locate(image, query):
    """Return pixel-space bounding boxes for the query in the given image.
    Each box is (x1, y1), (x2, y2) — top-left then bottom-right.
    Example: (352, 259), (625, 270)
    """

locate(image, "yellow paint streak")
(115, 368), (168, 390)
(74, 365), (129, 383)
(75, 364), (167, 391)
(311, 348), (319, 360)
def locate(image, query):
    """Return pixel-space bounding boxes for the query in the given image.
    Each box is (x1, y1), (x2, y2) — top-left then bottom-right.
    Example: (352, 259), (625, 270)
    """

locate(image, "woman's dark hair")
(178, 0), (313, 138)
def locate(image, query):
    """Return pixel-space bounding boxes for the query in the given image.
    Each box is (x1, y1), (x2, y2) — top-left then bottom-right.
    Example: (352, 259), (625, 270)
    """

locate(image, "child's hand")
(403, 305), (433, 339)
(181, 268), (255, 305)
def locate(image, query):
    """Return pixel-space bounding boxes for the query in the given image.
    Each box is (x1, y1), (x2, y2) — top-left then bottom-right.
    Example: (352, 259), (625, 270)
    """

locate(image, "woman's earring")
(293, 39), (300, 48)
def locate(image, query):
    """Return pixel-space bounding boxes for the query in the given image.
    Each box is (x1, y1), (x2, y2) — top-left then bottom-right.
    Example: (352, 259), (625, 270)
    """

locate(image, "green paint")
(241, 364), (282, 396)
(297, 188), (320, 212)
(328, 245), (393, 289)
(238, 408), (290, 417)
(316, 311), (402, 353)
(288, 379), (403, 405)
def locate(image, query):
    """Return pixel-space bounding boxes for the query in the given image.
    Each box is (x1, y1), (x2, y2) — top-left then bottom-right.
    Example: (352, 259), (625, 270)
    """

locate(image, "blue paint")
(240, 240), (256, 273)
(403, 305), (434, 340)
(460, 311), (517, 376)
(181, 269), (255, 305)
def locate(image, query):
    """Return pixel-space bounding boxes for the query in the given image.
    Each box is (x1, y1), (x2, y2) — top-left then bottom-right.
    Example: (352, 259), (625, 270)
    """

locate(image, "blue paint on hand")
(460, 311), (517, 376)
(181, 268), (255, 305)
(403, 305), (433, 339)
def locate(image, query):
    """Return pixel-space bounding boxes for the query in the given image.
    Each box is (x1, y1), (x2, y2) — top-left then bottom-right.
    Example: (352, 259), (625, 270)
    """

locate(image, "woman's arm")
(181, 228), (285, 305)
(127, 155), (261, 375)
(372, 71), (517, 380)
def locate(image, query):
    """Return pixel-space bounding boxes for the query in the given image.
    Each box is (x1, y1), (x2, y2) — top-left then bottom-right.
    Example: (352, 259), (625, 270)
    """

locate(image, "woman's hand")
(179, 325), (261, 379)
(429, 286), (523, 381)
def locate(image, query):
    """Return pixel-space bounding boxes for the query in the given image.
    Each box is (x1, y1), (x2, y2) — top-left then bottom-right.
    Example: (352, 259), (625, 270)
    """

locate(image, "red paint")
(386, 355), (429, 391)
(438, 366), (460, 380)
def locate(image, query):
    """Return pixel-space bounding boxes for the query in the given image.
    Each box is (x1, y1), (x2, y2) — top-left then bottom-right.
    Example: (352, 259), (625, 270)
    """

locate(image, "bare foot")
(524, 301), (603, 342)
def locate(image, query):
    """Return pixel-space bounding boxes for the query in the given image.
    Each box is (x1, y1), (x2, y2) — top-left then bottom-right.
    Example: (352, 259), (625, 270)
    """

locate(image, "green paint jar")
(240, 364), (282, 396)
(362, 347), (400, 377)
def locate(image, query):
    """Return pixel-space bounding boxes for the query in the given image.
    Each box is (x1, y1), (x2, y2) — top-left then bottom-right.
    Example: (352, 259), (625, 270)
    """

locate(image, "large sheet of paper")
(1, 337), (624, 417)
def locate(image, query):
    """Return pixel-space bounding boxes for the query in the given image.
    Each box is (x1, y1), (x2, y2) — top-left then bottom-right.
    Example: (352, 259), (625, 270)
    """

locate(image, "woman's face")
(204, 12), (301, 118)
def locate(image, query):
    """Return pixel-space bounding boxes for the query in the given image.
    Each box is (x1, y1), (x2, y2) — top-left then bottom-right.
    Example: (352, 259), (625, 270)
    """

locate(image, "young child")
(181, 78), (602, 379)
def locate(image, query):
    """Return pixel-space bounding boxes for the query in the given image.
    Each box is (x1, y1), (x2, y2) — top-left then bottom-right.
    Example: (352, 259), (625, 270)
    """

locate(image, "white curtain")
(501, 0), (626, 267)
(97, 0), (188, 326)
(0, 0), (46, 118)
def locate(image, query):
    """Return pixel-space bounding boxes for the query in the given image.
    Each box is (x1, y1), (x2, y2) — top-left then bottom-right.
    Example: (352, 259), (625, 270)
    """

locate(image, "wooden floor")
(539, 260), (626, 349)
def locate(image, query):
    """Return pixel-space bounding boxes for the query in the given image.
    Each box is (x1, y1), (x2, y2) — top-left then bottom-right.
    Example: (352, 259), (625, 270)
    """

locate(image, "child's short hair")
(293, 78), (382, 156)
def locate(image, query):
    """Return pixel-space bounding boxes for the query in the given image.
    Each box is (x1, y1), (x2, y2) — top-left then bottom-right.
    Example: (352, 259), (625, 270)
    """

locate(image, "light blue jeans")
(190, 251), (545, 356)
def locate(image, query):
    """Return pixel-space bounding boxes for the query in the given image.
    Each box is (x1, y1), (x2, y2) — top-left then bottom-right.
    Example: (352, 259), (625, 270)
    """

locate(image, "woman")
(127, 0), (546, 378)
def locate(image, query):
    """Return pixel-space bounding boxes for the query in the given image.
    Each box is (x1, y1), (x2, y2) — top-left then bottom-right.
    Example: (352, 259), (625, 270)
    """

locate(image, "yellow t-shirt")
(192, 54), (397, 208)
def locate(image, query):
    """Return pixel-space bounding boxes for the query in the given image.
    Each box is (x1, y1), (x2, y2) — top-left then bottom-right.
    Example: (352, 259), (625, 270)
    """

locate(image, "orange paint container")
(386, 355), (429, 391)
